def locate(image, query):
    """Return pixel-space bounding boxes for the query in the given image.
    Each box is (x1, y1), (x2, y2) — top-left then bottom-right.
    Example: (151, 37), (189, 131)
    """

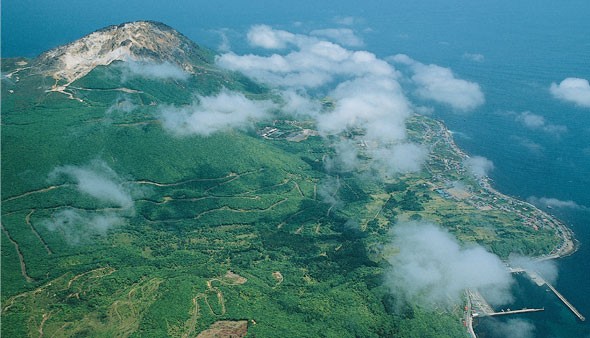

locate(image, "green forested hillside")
(1, 32), (558, 337)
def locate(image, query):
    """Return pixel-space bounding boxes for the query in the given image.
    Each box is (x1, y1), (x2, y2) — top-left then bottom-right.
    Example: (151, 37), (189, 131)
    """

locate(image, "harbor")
(511, 268), (585, 322)
(467, 266), (586, 337)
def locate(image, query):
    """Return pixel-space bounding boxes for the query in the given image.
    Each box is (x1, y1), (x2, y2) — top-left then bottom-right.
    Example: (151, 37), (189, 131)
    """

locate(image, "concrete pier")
(511, 267), (586, 321)
(545, 282), (586, 321)
(488, 308), (544, 316)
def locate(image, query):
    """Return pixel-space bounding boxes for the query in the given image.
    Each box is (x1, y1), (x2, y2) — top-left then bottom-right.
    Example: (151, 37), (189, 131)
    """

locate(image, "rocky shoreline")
(437, 118), (578, 260)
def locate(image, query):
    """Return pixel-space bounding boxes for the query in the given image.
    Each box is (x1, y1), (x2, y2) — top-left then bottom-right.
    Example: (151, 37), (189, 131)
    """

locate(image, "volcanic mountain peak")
(37, 21), (211, 88)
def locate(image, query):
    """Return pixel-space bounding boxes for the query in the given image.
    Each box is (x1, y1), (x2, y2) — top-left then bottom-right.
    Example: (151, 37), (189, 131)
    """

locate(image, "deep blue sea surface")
(2, 1), (589, 337)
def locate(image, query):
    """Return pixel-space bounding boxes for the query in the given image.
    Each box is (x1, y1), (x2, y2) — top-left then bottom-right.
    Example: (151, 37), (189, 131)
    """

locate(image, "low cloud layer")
(317, 175), (342, 209)
(464, 156), (494, 178)
(483, 318), (535, 338)
(309, 28), (363, 47)
(324, 139), (360, 173)
(317, 76), (411, 139)
(550, 78), (590, 107)
(213, 28), (231, 52)
(369, 143), (428, 175)
(42, 160), (136, 244)
(387, 222), (513, 308)
(217, 25), (427, 176)
(508, 255), (558, 284)
(49, 160), (133, 209)
(158, 89), (275, 136)
(246, 24), (299, 49)
(510, 136), (544, 155)
(515, 111), (567, 135)
(117, 60), (189, 82)
(218, 25), (394, 89)
(391, 54), (485, 111)
(39, 209), (123, 244)
(527, 196), (584, 210)
(106, 97), (137, 115)
(103, 96), (139, 125)
(332, 16), (357, 26)
(463, 53), (484, 62)
(278, 89), (323, 117)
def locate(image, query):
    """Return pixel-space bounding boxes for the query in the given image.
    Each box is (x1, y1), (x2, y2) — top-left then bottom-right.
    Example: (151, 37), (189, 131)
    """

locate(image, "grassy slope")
(1, 57), (556, 337)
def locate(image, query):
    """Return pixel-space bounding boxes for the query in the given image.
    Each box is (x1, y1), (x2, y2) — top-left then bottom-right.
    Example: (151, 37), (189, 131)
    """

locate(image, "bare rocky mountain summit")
(34, 21), (213, 90)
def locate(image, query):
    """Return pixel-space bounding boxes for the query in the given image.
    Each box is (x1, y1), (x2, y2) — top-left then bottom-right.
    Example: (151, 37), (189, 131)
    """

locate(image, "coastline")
(482, 176), (578, 261)
(436, 118), (579, 261)
(439, 117), (581, 338)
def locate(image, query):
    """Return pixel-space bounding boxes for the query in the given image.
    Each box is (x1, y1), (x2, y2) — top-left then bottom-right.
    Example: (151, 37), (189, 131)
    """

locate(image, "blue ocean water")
(363, 3), (590, 337)
(2, 1), (589, 336)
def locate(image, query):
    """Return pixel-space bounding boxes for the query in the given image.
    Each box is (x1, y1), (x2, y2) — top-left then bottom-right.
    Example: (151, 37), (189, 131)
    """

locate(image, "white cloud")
(109, 99), (137, 114)
(317, 175), (342, 208)
(515, 111), (567, 134)
(246, 24), (298, 49)
(218, 25), (409, 142)
(508, 255), (558, 284)
(527, 196), (583, 209)
(42, 161), (139, 244)
(310, 28), (363, 47)
(464, 156), (494, 178)
(487, 319), (535, 338)
(1, 73), (15, 85)
(217, 52), (329, 88)
(316, 75), (426, 174)
(102, 96), (139, 125)
(517, 111), (544, 129)
(317, 76), (410, 140)
(391, 54), (485, 111)
(370, 143), (428, 175)
(39, 209), (123, 244)
(333, 16), (356, 26)
(511, 136), (544, 154)
(213, 28), (231, 52)
(324, 139), (361, 173)
(217, 25), (430, 176)
(279, 89), (322, 117)
(158, 89), (275, 136)
(49, 160), (133, 209)
(463, 53), (484, 62)
(217, 27), (394, 89)
(387, 221), (514, 308)
(117, 60), (189, 82)
(550, 78), (590, 107)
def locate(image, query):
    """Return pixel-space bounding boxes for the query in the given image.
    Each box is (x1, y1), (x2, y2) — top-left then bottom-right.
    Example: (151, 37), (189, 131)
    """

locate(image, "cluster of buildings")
(257, 121), (319, 143)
